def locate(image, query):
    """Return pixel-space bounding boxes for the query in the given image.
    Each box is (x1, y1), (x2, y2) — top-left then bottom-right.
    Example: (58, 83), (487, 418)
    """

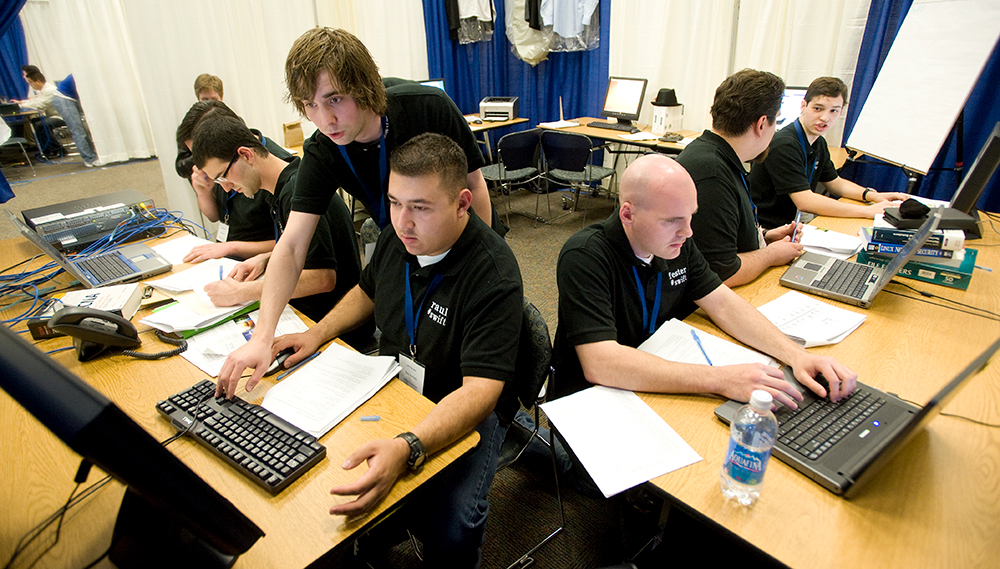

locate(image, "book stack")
(858, 215), (977, 290)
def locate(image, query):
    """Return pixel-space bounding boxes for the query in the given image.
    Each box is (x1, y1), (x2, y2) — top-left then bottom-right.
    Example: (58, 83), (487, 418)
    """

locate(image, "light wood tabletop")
(0, 233), (478, 568)
(540, 117), (699, 153)
(641, 211), (1000, 569)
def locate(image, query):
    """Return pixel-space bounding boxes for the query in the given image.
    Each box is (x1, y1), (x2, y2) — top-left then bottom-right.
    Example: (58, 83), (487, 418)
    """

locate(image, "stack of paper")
(756, 291), (866, 348)
(638, 318), (776, 367)
(140, 258), (256, 333)
(541, 386), (702, 498)
(537, 120), (579, 129)
(139, 300), (258, 334)
(261, 343), (401, 438)
(150, 234), (213, 265)
(180, 306), (308, 377)
(800, 225), (864, 259)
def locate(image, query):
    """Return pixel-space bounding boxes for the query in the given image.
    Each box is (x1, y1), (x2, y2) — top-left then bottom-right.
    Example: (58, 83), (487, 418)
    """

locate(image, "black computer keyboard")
(585, 120), (639, 133)
(76, 252), (135, 282)
(156, 379), (326, 494)
(814, 259), (875, 298)
(774, 387), (885, 461)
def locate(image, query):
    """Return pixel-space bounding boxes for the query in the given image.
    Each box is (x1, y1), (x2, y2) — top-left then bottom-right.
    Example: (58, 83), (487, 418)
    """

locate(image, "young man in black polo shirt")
(174, 100), (280, 261)
(219, 27), (502, 388)
(225, 133), (522, 567)
(750, 76), (908, 229)
(675, 69), (803, 287)
(554, 154), (857, 406)
(190, 116), (372, 348)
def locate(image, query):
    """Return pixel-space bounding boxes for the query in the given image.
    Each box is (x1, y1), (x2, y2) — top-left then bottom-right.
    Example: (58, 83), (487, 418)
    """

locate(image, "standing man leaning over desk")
(232, 133), (522, 567)
(553, 154), (857, 408)
(675, 69), (802, 287)
(750, 76), (908, 229)
(219, 27), (501, 386)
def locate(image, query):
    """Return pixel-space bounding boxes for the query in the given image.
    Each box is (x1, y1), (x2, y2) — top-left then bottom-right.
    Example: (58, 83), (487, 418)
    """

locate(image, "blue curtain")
(1, 2), (28, 101)
(423, 0), (610, 146)
(841, 0), (1000, 213)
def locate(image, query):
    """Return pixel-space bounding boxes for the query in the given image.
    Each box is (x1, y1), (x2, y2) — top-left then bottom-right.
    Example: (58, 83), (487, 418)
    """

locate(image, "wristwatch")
(395, 431), (426, 471)
(862, 188), (874, 202)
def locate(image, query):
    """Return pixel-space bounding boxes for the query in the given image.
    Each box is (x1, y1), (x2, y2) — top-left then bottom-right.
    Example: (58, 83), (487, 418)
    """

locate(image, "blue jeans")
(50, 95), (97, 164)
(366, 412), (506, 568)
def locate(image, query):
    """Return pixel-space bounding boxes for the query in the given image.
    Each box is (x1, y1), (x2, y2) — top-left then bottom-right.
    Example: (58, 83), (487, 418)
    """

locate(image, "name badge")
(398, 353), (426, 395)
(216, 222), (230, 243)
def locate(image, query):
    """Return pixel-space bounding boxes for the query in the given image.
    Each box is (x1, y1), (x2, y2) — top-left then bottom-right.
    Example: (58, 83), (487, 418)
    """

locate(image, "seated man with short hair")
(750, 76), (908, 229)
(190, 115), (372, 348)
(223, 133), (523, 568)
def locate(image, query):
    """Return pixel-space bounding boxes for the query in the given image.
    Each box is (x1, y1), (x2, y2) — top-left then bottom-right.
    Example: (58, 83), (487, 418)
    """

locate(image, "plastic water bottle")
(720, 390), (777, 505)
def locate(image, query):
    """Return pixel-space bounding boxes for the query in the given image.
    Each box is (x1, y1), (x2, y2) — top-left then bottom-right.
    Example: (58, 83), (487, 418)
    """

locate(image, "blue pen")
(274, 351), (320, 382)
(791, 210), (802, 243)
(219, 265), (224, 280)
(691, 329), (713, 366)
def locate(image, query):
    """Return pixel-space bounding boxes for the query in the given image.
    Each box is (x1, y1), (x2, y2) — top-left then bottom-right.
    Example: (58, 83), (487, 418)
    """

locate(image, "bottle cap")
(750, 390), (773, 411)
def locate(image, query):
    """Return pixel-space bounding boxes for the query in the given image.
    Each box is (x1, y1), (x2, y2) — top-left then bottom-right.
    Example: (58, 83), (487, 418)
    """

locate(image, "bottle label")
(723, 438), (772, 485)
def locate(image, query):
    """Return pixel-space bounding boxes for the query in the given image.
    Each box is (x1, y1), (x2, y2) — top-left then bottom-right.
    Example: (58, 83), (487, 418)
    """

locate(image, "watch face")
(412, 453), (426, 469)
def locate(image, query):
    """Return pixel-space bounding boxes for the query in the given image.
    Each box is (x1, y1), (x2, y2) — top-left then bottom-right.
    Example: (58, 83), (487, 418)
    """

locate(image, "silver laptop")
(715, 334), (1000, 497)
(6, 209), (171, 287)
(779, 207), (943, 308)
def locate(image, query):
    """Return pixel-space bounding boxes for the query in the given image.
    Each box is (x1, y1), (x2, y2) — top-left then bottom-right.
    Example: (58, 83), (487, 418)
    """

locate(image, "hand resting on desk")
(328, 437), (410, 516)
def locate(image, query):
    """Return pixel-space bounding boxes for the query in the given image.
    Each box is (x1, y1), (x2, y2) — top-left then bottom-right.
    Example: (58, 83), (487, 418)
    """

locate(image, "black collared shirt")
(552, 212), (722, 399)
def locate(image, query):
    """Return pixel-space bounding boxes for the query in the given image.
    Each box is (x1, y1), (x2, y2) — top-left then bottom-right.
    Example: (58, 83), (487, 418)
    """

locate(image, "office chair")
(1, 119), (37, 176)
(497, 297), (565, 569)
(480, 128), (544, 229)
(539, 130), (616, 224)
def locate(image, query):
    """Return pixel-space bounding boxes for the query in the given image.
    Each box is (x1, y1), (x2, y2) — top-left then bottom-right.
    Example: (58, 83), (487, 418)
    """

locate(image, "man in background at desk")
(750, 76), (908, 229)
(676, 69), (802, 287)
(175, 100), (279, 261)
(223, 133), (523, 568)
(191, 115), (373, 349)
(552, 153), (856, 418)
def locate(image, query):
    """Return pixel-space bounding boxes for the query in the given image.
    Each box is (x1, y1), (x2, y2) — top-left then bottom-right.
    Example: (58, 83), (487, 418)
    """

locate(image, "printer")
(479, 97), (519, 121)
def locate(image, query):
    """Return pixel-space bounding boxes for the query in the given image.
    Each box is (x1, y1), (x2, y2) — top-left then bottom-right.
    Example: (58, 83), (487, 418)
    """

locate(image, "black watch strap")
(395, 431), (426, 471)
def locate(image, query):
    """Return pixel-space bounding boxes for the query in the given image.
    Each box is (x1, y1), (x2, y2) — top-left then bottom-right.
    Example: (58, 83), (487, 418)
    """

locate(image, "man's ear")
(619, 201), (635, 226)
(755, 115), (771, 135)
(456, 188), (473, 214)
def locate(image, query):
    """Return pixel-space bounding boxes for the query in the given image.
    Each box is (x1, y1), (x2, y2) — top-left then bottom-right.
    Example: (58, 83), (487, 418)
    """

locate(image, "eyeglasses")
(212, 153), (239, 184)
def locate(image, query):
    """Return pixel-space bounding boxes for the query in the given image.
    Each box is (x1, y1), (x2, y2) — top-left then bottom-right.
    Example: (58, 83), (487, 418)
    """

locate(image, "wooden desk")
(0, 235), (477, 568)
(465, 115), (530, 161)
(541, 117), (698, 154)
(641, 212), (1000, 569)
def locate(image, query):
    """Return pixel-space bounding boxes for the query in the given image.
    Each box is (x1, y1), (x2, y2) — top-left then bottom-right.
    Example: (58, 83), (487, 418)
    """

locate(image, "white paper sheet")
(756, 291), (866, 348)
(179, 307), (307, 377)
(150, 234), (213, 265)
(638, 318), (776, 368)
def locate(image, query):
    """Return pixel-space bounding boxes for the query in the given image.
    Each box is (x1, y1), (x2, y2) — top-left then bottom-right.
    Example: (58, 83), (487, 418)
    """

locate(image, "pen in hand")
(219, 265), (224, 281)
(691, 329), (713, 366)
(791, 210), (802, 244)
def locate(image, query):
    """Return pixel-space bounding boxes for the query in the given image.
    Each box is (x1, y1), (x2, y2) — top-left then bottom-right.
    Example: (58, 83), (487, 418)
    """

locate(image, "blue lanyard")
(631, 267), (662, 335)
(404, 262), (444, 357)
(223, 190), (238, 224)
(736, 168), (758, 226)
(337, 116), (389, 229)
(793, 119), (817, 184)
(271, 202), (283, 241)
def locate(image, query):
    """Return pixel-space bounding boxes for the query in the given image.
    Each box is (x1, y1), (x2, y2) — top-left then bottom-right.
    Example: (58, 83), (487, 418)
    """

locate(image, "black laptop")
(715, 335), (1000, 497)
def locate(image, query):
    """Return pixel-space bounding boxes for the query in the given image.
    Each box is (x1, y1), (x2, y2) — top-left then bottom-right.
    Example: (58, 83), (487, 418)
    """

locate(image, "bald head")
(619, 154), (698, 260)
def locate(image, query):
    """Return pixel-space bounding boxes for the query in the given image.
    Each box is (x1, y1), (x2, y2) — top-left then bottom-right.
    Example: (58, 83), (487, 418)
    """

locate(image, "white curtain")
(610, 0), (870, 146)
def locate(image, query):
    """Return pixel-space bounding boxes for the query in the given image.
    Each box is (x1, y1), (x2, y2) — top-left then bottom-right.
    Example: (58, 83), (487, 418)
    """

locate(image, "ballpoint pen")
(691, 329), (713, 366)
(792, 210), (802, 243)
(274, 351), (320, 382)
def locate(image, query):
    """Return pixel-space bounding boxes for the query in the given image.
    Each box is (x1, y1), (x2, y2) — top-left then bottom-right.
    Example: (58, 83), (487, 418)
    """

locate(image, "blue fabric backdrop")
(1, 2), (28, 101)
(422, 0), (610, 148)
(841, 0), (1000, 212)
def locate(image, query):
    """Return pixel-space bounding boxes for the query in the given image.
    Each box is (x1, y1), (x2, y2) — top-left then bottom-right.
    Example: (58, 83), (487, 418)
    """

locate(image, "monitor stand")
(614, 118), (634, 127)
(108, 490), (240, 569)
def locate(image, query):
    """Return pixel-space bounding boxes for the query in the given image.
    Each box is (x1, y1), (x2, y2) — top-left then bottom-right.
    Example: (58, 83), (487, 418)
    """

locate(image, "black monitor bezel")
(949, 122), (1000, 214)
(599, 76), (648, 123)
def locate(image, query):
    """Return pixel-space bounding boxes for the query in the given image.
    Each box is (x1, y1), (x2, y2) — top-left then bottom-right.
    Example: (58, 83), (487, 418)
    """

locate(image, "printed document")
(638, 318), (776, 367)
(756, 291), (865, 348)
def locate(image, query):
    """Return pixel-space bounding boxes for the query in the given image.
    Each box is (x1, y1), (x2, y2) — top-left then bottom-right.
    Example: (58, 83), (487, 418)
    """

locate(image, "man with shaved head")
(552, 154), (857, 411)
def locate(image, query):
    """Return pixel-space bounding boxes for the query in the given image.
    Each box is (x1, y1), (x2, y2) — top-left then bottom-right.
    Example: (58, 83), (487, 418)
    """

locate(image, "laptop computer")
(715, 334), (1000, 497)
(6, 209), (171, 287)
(779, 207), (943, 308)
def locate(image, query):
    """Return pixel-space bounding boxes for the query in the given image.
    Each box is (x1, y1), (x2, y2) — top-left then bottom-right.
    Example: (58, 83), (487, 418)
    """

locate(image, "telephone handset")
(50, 306), (140, 361)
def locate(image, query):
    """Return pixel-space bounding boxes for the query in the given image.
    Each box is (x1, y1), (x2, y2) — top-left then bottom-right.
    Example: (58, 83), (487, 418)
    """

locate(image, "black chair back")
(496, 128), (541, 172)
(541, 130), (592, 172)
(516, 298), (552, 409)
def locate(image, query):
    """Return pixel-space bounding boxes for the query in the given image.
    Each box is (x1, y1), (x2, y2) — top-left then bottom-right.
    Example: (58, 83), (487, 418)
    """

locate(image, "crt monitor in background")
(600, 76), (648, 125)
(776, 86), (808, 130)
(0, 324), (264, 569)
(419, 78), (446, 92)
(950, 121), (1000, 214)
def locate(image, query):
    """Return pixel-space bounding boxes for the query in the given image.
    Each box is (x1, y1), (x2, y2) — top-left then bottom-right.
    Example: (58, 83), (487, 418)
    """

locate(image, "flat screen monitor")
(776, 86), (808, 130)
(599, 76), (648, 125)
(419, 78), (446, 92)
(949, 121), (1000, 213)
(0, 324), (264, 568)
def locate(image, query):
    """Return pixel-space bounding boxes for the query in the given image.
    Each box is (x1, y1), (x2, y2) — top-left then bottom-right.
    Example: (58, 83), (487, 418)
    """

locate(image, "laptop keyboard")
(76, 252), (135, 282)
(775, 387), (886, 461)
(813, 259), (875, 298)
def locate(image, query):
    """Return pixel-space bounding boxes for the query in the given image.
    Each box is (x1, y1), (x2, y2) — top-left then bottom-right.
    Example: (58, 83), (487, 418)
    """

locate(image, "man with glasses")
(174, 100), (282, 261)
(190, 116), (371, 347)
(675, 69), (803, 287)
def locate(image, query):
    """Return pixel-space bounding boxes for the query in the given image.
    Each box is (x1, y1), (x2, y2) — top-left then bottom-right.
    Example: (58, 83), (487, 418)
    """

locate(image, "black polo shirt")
(750, 119), (840, 229)
(676, 130), (762, 282)
(552, 213), (722, 399)
(358, 212), (523, 419)
(265, 157), (365, 338)
(292, 84), (490, 230)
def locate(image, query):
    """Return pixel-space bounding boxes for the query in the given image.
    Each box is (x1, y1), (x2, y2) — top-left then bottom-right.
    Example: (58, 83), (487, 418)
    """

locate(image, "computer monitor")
(599, 76), (648, 126)
(776, 86), (808, 130)
(419, 78), (447, 92)
(0, 325), (264, 568)
(950, 122), (1000, 214)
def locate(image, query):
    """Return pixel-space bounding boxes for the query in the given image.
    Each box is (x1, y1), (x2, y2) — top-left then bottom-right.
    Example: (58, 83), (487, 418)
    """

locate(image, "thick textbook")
(856, 249), (977, 290)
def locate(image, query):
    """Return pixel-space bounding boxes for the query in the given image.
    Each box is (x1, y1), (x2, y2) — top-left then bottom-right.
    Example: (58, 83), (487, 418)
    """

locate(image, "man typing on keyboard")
(219, 133), (523, 568)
